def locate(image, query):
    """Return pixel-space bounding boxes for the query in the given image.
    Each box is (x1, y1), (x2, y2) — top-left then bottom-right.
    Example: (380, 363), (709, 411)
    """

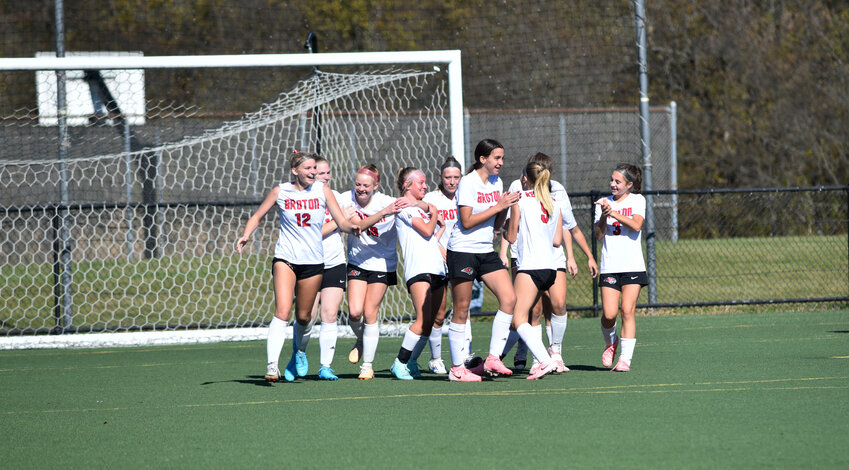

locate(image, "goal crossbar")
(0, 50), (465, 165)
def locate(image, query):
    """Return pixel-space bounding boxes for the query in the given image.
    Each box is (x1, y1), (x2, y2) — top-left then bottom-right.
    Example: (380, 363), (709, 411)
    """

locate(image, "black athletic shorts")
(446, 250), (506, 281)
(272, 258), (324, 280)
(346, 264), (398, 286)
(405, 273), (448, 291)
(517, 269), (557, 291)
(321, 263), (348, 290)
(598, 271), (648, 291)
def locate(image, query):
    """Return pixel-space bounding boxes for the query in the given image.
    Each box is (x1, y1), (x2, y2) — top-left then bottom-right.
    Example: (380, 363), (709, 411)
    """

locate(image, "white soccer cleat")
(265, 362), (280, 382)
(429, 358), (448, 374)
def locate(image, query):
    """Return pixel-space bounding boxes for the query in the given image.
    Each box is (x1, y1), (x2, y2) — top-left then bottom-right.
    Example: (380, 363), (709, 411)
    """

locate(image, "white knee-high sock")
(501, 329), (519, 357)
(362, 322), (380, 364)
(267, 317), (288, 364)
(465, 316), (473, 355)
(619, 337), (636, 364)
(517, 323), (552, 364)
(546, 324), (553, 346)
(429, 326), (443, 359)
(602, 322), (618, 346)
(319, 322), (338, 367)
(448, 322), (467, 367)
(550, 314), (568, 353)
(489, 310), (513, 356)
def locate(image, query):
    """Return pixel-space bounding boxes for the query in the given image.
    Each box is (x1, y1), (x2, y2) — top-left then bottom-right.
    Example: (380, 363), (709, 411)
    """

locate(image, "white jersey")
(423, 189), (458, 249)
(447, 172), (503, 254)
(513, 189), (560, 271)
(395, 206), (446, 282)
(321, 189), (347, 268)
(343, 190), (399, 272)
(593, 193), (646, 274)
(273, 180), (326, 265)
(508, 179), (576, 268)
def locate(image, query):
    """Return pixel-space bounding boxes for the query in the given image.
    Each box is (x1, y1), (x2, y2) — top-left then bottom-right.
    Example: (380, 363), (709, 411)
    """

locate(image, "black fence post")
(589, 191), (600, 316)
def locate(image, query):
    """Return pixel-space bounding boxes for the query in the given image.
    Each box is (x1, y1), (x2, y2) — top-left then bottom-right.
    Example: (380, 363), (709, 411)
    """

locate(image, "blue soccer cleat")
(407, 360), (422, 378)
(318, 365), (338, 381)
(295, 351), (308, 377)
(284, 353), (297, 382)
(390, 358), (414, 380)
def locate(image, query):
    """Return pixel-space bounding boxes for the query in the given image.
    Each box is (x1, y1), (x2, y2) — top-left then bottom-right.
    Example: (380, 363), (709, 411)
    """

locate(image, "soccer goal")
(0, 50), (463, 348)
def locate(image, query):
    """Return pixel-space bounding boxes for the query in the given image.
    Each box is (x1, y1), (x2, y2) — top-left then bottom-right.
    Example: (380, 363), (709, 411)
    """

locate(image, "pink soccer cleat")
(551, 353), (569, 373)
(449, 365), (482, 382)
(529, 360), (542, 376)
(602, 339), (619, 368)
(483, 354), (513, 377)
(611, 358), (630, 372)
(526, 361), (558, 380)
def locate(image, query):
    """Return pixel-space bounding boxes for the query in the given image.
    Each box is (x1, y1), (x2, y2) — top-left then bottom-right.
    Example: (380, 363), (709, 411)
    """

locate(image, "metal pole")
(590, 191), (600, 316)
(54, 0), (73, 331)
(670, 101), (678, 242)
(304, 32), (322, 155)
(124, 119), (134, 260)
(463, 109), (471, 171)
(634, 0), (657, 306)
(559, 114), (567, 187)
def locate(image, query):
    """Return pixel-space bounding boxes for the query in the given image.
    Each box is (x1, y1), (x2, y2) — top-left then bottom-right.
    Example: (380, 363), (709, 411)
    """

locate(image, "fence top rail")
(570, 185), (849, 198)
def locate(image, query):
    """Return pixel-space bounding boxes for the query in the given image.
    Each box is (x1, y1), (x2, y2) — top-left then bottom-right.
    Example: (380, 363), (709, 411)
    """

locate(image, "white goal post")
(0, 50), (463, 349)
(0, 50), (465, 164)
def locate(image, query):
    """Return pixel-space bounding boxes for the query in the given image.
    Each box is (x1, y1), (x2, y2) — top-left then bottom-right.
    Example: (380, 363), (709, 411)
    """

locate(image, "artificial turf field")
(2, 309), (848, 469)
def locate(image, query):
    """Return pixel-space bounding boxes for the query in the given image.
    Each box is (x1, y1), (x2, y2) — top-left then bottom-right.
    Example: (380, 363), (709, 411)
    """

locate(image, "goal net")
(0, 52), (460, 348)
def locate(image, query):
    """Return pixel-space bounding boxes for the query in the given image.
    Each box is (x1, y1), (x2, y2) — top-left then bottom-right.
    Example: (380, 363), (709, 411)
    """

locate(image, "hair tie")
(357, 168), (379, 182)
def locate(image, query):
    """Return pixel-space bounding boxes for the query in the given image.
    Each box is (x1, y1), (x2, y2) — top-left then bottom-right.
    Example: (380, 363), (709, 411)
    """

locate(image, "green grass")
(2, 234), (847, 330)
(2, 310), (848, 468)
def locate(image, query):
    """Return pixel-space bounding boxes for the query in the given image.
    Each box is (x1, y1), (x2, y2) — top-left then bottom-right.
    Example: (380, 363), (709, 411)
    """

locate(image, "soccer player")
(500, 152), (599, 372)
(304, 156), (355, 381)
(422, 156), (463, 374)
(503, 160), (563, 380)
(594, 163), (646, 372)
(235, 151), (360, 383)
(389, 167), (447, 380)
(445, 138), (520, 382)
(343, 164), (412, 380)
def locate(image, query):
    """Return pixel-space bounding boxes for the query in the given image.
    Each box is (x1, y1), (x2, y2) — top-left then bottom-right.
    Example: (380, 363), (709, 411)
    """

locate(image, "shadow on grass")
(566, 364), (611, 372)
(829, 330), (849, 334)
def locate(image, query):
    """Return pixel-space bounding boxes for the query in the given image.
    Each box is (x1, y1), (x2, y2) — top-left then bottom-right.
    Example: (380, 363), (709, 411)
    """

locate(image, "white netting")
(0, 66), (450, 347)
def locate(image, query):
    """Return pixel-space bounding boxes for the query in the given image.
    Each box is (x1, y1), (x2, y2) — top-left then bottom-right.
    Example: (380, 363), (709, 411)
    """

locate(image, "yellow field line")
(4, 376), (847, 416)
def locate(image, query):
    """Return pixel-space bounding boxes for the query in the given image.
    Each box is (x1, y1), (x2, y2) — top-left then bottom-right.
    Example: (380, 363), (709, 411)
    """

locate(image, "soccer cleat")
(265, 362), (280, 382)
(348, 343), (362, 364)
(318, 365), (339, 381)
(483, 354), (513, 376)
(551, 353), (569, 373)
(611, 358), (630, 372)
(406, 360), (422, 378)
(549, 348), (569, 373)
(294, 351), (308, 377)
(449, 365), (482, 382)
(429, 358), (448, 374)
(529, 360), (542, 376)
(602, 338), (619, 368)
(284, 353), (297, 382)
(526, 361), (558, 380)
(513, 356), (527, 371)
(358, 363), (374, 380)
(466, 356), (486, 376)
(390, 358), (414, 380)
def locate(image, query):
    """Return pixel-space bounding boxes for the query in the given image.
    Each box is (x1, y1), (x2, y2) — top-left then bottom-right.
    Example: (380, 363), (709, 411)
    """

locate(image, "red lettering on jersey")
(284, 198), (320, 211)
(476, 191), (501, 204)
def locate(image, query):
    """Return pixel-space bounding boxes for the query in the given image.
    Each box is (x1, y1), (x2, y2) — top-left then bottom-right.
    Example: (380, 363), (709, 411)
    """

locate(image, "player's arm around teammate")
(445, 139), (520, 381)
(594, 163), (646, 372)
(344, 164), (406, 380)
(503, 160), (563, 380)
(389, 168), (448, 380)
(235, 151), (359, 383)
